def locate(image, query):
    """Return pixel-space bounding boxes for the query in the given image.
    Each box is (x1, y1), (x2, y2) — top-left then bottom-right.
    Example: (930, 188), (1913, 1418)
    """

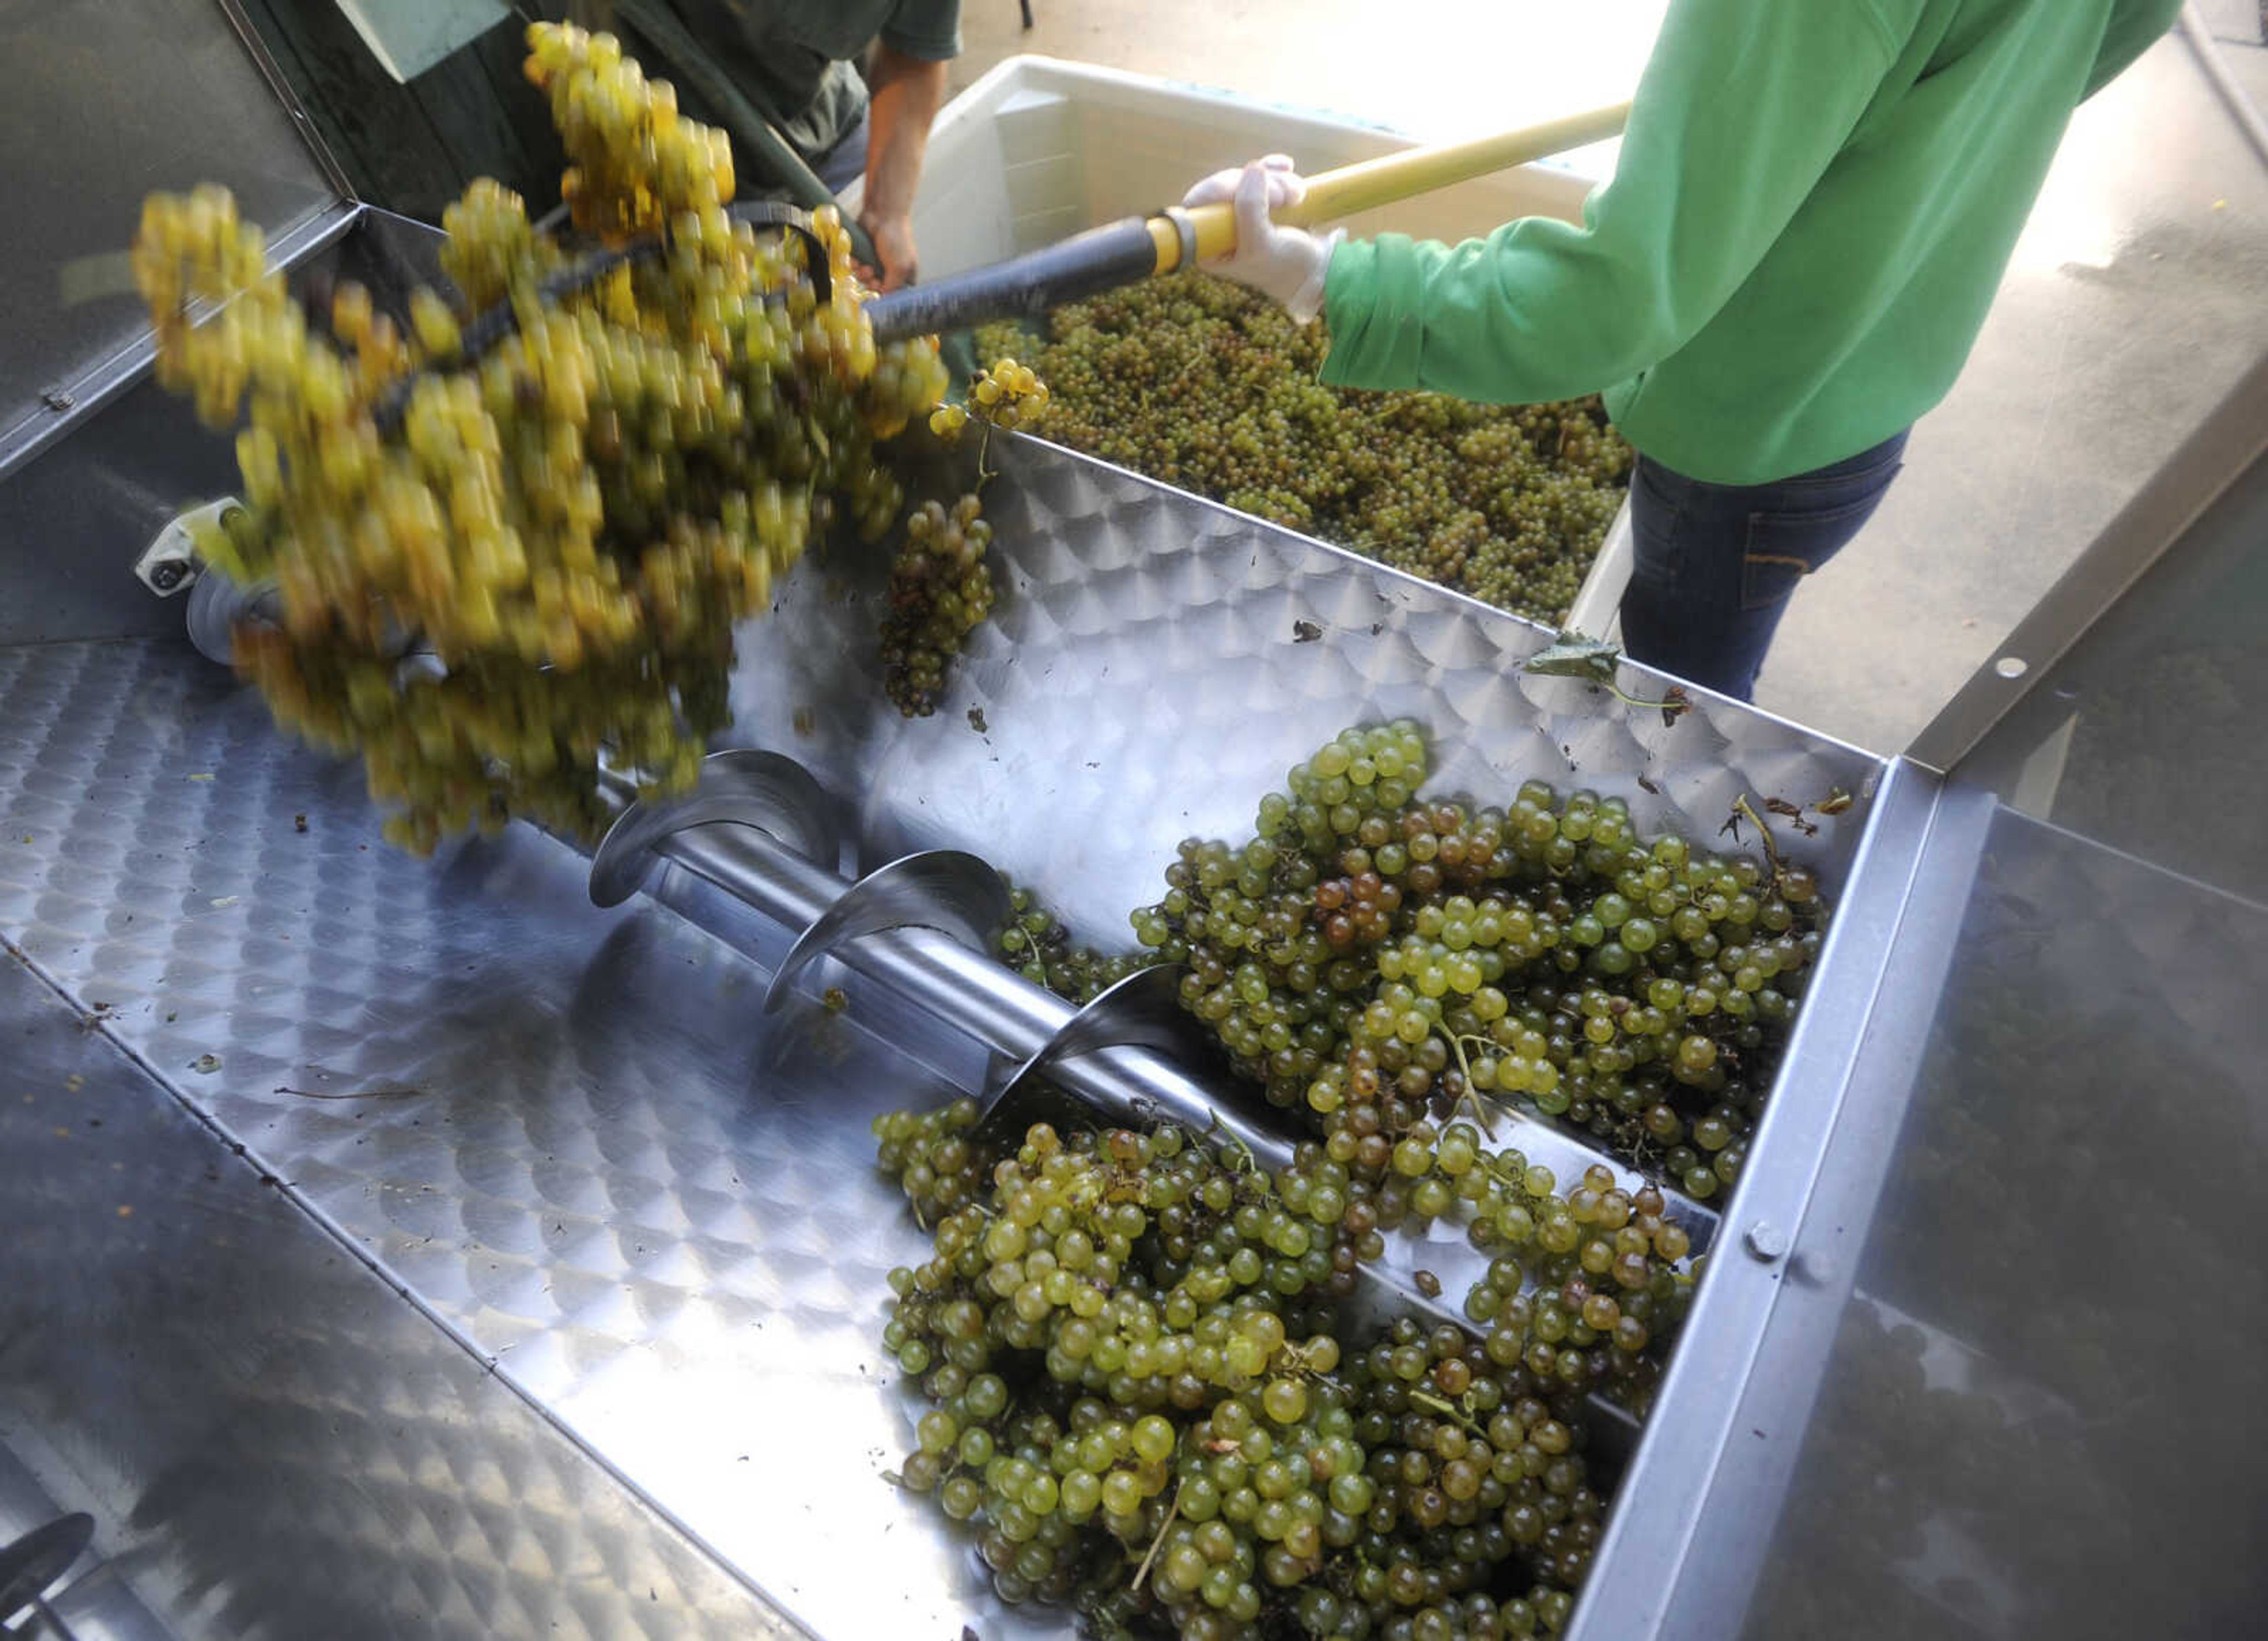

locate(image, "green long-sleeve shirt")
(1320, 0), (2181, 484)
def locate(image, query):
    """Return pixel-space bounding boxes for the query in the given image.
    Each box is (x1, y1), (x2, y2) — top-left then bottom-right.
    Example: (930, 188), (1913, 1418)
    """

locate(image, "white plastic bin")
(862, 56), (1635, 637)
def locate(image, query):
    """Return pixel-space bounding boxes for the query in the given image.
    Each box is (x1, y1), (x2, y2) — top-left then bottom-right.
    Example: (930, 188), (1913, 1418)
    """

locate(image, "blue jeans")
(1618, 430), (1909, 702)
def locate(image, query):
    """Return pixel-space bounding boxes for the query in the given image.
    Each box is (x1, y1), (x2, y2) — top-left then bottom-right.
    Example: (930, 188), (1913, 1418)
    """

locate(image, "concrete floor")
(948, 3), (2268, 755)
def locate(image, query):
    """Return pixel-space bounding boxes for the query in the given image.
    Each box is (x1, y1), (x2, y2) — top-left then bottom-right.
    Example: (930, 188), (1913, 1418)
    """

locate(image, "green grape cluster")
(880, 493), (995, 717)
(133, 22), (954, 852)
(973, 275), (1630, 624)
(874, 1108), (1697, 1637)
(1130, 727), (1827, 1199)
(995, 879), (1160, 1004)
(930, 353), (1052, 443)
(872, 1095), (990, 1228)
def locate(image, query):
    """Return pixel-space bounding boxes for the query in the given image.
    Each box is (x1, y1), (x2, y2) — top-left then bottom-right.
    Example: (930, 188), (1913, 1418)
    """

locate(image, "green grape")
(989, 877), (1159, 1004)
(872, 1095), (1707, 1636)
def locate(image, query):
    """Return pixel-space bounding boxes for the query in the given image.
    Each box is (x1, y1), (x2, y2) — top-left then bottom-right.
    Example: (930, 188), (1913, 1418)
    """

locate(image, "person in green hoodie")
(1185, 0), (2183, 702)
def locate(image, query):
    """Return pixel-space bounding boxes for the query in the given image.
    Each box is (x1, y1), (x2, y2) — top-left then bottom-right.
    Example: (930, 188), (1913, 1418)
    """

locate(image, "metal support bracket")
(135, 498), (243, 598)
(589, 749), (840, 908)
(762, 850), (1011, 1015)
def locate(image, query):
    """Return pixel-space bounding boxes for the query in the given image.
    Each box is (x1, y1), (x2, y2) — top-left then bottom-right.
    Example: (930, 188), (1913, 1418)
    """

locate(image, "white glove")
(1181, 155), (1344, 324)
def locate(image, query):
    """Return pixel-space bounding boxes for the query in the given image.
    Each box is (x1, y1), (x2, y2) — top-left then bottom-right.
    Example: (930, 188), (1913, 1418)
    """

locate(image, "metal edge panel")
(1905, 348), (2268, 775)
(996, 432), (1891, 774)
(3, 937), (821, 1641)
(210, 0), (360, 204)
(1564, 756), (1959, 1641)
(0, 202), (362, 487)
(998, 420), (1637, 651)
(0, 946), (807, 1640)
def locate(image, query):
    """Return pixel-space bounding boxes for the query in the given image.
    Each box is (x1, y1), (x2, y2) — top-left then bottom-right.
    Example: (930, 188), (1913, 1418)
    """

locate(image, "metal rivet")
(1994, 655), (2028, 679)
(1742, 1222), (1788, 1262)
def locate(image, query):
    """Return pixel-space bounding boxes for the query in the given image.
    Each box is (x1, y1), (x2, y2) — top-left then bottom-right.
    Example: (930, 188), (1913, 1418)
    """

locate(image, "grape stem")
(975, 422), (999, 491)
(1600, 678), (1690, 719)
(1410, 1389), (1485, 1438)
(1730, 794), (1794, 893)
(1273, 1339), (1348, 1392)
(1128, 1485), (1182, 1595)
(1203, 1115), (1261, 1178)
(1433, 1028), (1507, 1138)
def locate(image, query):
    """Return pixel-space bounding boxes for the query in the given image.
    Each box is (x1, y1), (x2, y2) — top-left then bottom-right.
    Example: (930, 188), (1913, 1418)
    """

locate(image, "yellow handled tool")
(1154, 101), (1633, 270)
(865, 102), (1632, 344)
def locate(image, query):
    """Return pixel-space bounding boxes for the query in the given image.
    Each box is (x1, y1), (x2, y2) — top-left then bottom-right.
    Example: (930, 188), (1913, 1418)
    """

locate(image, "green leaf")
(1522, 629), (1624, 687)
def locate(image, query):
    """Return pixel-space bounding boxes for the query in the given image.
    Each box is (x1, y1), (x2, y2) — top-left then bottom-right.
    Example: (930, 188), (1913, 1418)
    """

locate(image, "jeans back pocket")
(1739, 478), (1902, 612)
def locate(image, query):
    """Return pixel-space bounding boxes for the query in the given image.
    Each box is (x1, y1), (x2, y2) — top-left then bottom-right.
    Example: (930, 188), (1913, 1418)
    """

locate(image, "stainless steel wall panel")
(0, 950), (796, 1640)
(0, 636), (1055, 1639)
(1732, 809), (2268, 1639)
(727, 435), (1889, 950)
(0, 1), (344, 479)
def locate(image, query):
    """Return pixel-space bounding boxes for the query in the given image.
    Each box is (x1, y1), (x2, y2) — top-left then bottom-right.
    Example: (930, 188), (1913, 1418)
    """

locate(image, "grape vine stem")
(1731, 794), (1793, 893)
(1433, 1027), (1507, 1138)
(1129, 1485), (1183, 1595)
(1410, 1389), (1485, 1438)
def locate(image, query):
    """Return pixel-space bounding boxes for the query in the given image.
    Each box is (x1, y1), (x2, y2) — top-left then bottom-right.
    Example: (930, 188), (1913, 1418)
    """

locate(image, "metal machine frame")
(4, 3), (2263, 1637)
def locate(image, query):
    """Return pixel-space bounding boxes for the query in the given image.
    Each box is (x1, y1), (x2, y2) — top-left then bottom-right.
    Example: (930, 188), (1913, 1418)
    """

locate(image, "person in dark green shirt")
(1186, 0), (2182, 701)
(606, 0), (962, 291)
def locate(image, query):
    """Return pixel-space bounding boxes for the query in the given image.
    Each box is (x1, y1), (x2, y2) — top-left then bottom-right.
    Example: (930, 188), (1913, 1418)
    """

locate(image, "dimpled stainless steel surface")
(0, 948), (793, 1641)
(0, 637), (1055, 1641)
(729, 435), (1885, 949)
(4, 431), (1898, 1639)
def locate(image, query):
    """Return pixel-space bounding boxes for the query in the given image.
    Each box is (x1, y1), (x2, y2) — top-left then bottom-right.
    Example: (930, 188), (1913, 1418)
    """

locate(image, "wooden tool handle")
(1155, 102), (1631, 269)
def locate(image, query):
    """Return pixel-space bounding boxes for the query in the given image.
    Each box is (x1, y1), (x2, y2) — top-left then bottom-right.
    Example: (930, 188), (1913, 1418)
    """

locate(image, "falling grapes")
(132, 21), (953, 852)
(975, 275), (1629, 624)
(879, 355), (1057, 716)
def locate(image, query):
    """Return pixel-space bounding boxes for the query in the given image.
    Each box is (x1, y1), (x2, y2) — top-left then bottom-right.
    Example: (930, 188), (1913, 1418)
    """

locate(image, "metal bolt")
(1742, 1222), (1788, 1263)
(41, 389), (75, 413)
(148, 562), (187, 592)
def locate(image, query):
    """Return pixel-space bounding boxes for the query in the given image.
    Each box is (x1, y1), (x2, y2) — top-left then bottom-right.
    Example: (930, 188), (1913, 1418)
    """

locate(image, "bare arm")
(858, 44), (949, 291)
